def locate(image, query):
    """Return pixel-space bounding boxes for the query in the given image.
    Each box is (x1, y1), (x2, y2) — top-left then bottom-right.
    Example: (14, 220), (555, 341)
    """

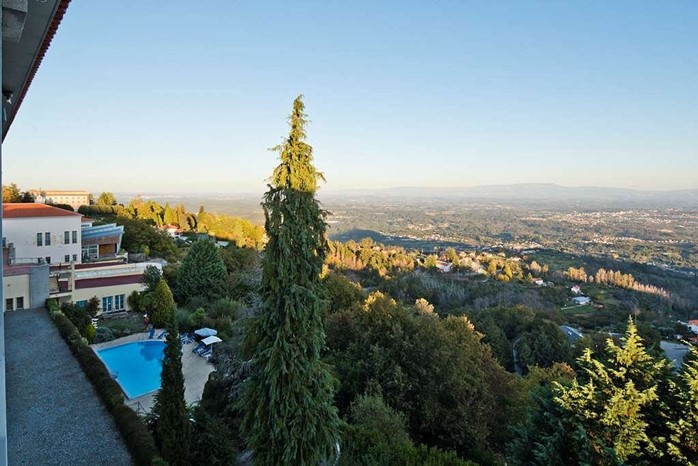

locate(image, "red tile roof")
(3, 203), (82, 218)
(75, 274), (143, 289)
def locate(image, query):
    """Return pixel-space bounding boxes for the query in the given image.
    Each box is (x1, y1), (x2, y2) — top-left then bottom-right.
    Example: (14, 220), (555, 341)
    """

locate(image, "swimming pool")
(96, 341), (166, 399)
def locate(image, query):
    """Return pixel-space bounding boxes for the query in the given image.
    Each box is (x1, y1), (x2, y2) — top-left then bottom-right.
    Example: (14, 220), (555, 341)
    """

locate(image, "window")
(64, 231), (70, 244)
(76, 300), (87, 308)
(45, 232), (51, 246)
(114, 294), (125, 311)
(45, 256), (51, 264)
(5, 299), (13, 312)
(2, 237), (6, 248)
(36, 233), (43, 247)
(72, 254), (78, 262)
(72, 231), (78, 244)
(82, 244), (98, 261)
(16, 297), (24, 310)
(64, 255), (70, 263)
(102, 296), (113, 313)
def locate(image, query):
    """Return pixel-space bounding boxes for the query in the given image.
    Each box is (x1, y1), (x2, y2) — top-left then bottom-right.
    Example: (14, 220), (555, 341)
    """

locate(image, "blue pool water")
(97, 341), (166, 399)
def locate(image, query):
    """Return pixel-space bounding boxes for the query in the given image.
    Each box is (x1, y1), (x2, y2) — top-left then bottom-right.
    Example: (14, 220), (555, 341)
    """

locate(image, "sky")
(4, 1), (697, 194)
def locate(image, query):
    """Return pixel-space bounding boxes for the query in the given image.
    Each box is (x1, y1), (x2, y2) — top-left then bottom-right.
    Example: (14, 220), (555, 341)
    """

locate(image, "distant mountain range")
(115, 183), (698, 210)
(321, 183), (698, 208)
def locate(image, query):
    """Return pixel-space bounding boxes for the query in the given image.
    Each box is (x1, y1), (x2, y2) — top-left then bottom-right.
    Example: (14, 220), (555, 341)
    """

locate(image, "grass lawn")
(528, 249), (585, 272)
(561, 303), (594, 315)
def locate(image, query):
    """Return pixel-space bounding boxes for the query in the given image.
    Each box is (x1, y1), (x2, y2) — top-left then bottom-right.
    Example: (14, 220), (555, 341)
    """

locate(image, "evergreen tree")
(507, 384), (608, 466)
(149, 279), (176, 327)
(153, 317), (190, 466)
(176, 239), (227, 302)
(241, 96), (340, 465)
(667, 346), (698, 464)
(96, 191), (117, 206)
(554, 317), (671, 464)
(141, 264), (163, 292)
(163, 202), (175, 225)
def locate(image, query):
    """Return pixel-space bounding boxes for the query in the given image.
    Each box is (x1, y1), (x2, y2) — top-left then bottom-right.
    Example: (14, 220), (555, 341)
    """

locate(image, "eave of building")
(2, 0), (71, 139)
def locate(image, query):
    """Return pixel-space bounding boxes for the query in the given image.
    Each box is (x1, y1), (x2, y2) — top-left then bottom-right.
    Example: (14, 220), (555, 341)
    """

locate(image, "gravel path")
(5, 309), (132, 465)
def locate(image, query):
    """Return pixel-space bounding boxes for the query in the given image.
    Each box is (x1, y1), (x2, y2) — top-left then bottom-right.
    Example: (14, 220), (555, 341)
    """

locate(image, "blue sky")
(4, 1), (697, 193)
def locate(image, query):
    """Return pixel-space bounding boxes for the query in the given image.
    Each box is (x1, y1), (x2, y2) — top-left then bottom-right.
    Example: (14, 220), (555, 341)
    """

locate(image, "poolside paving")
(92, 331), (215, 413)
(5, 308), (132, 466)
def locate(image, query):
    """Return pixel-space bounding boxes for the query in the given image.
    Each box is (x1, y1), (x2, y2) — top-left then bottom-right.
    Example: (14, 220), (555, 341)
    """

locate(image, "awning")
(201, 336), (222, 345)
(194, 328), (217, 337)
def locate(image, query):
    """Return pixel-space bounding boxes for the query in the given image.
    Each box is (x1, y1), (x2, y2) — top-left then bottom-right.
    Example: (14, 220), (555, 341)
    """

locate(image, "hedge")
(46, 299), (163, 465)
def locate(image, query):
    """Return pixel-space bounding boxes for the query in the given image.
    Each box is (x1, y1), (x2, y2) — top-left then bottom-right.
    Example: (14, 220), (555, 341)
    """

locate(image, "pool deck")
(91, 331), (215, 413)
(5, 309), (131, 465)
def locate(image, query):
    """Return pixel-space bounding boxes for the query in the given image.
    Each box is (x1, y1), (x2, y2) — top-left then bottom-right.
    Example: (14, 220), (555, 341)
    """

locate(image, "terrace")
(5, 309), (130, 465)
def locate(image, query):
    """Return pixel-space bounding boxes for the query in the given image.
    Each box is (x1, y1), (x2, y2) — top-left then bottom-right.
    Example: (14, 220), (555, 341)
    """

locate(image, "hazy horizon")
(3, 1), (697, 193)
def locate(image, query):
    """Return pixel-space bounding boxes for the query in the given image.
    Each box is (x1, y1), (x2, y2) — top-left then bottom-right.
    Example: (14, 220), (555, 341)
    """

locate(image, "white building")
(572, 296), (591, 305)
(3, 203), (82, 265)
(60, 262), (161, 314)
(30, 189), (90, 211)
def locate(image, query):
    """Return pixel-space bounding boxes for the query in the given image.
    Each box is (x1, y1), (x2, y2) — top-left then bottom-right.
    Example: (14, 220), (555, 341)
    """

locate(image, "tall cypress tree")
(241, 96), (339, 465)
(153, 318), (191, 466)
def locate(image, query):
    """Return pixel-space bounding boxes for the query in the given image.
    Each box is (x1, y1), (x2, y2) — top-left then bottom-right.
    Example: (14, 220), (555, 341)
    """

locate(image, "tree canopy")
(176, 239), (227, 303)
(96, 191), (117, 206)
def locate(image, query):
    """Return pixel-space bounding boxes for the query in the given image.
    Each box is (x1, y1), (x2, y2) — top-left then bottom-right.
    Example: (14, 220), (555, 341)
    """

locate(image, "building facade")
(62, 262), (160, 315)
(30, 190), (90, 211)
(2, 263), (49, 312)
(2, 204), (82, 265)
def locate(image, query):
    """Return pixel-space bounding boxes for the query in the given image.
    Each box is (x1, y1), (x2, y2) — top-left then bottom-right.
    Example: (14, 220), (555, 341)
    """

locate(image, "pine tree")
(163, 202), (175, 225)
(153, 317), (190, 466)
(176, 239), (227, 302)
(241, 96), (340, 465)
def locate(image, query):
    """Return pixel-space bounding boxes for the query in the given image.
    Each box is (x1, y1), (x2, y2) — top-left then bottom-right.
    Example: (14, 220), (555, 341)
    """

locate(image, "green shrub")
(84, 324), (96, 343)
(185, 296), (208, 312)
(189, 408), (237, 465)
(112, 404), (160, 466)
(190, 308), (211, 329)
(175, 309), (192, 332)
(340, 394), (475, 466)
(208, 298), (241, 320)
(94, 326), (118, 343)
(47, 306), (159, 465)
(128, 291), (143, 313)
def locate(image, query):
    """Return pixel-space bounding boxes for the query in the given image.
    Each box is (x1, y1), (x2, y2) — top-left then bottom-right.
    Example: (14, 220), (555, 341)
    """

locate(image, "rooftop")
(3, 203), (82, 219)
(29, 190), (90, 196)
(2, 0), (72, 137)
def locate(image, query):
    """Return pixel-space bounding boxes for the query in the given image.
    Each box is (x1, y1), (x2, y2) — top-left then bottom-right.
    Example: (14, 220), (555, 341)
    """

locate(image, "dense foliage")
(78, 197), (264, 250)
(326, 291), (519, 462)
(509, 319), (698, 465)
(147, 279), (176, 327)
